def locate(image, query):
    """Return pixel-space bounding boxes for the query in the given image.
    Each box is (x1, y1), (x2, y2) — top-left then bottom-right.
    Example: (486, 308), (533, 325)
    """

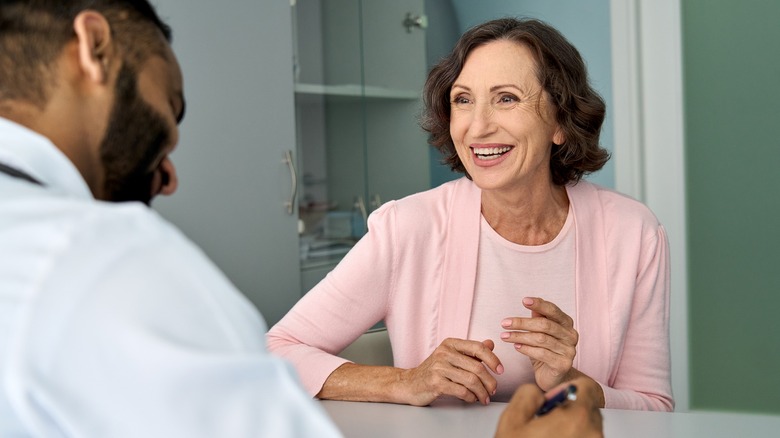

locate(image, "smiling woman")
(267, 17), (673, 412)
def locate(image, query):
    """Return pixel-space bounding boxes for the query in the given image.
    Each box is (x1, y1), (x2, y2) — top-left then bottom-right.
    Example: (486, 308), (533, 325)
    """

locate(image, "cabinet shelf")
(294, 83), (419, 101)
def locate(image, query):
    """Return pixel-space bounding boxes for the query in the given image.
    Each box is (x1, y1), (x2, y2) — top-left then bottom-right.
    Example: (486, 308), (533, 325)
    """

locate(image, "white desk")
(321, 399), (780, 437)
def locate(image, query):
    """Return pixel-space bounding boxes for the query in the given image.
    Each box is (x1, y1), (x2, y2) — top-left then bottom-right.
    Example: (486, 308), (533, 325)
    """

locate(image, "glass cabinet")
(292, 0), (430, 290)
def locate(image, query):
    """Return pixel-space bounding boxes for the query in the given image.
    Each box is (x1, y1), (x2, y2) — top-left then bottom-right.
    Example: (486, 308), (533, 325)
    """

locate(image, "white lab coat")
(0, 117), (341, 437)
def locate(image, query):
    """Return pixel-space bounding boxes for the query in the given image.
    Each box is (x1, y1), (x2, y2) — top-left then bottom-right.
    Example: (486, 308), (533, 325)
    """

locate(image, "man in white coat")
(0, 1), (602, 437)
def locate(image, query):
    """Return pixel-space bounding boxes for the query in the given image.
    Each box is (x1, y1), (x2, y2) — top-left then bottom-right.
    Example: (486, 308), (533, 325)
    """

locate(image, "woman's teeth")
(473, 146), (512, 160)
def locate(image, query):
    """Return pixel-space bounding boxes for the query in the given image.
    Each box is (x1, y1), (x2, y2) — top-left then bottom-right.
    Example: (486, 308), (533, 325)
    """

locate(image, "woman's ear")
(72, 11), (115, 84)
(553, 126), (566, 146)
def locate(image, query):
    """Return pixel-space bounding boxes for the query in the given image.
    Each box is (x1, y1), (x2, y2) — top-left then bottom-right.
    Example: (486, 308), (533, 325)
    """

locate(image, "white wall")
(610, 0), (688, 411)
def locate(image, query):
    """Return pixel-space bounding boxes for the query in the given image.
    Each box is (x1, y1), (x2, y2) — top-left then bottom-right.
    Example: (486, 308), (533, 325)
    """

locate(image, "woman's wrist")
(320, 363), (411, 404)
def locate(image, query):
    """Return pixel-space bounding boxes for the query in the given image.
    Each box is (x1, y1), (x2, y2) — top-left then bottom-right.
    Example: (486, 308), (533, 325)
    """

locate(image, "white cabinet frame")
(610, 0), (689, 411)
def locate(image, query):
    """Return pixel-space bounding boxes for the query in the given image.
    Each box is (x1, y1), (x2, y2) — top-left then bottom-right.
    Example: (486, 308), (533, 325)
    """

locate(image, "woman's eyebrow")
(450, 84), (471, 93)
(490, 84), (523, 93)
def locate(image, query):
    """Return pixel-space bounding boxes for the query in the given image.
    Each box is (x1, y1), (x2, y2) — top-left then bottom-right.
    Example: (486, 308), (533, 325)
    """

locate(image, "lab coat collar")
(0, 116), (93, 200)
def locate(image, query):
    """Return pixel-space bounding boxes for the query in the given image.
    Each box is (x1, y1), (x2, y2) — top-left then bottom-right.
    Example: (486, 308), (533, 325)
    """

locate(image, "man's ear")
(72, 11), (116, 84)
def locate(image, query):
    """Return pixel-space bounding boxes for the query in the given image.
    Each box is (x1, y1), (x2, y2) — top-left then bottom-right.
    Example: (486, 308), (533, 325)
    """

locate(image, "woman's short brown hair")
(421, 17), (609, 186)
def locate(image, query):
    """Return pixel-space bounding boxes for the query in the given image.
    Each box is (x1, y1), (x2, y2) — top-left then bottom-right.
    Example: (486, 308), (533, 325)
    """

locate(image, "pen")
(536, 384), (577, 416)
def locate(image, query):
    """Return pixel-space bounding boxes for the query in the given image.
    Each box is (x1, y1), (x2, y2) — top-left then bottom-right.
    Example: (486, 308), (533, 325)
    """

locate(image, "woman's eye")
(497, 94), (519, 105)
(451, 95), (471, 105)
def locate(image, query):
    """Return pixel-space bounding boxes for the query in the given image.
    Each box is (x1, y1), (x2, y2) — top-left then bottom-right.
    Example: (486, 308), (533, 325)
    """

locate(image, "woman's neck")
(480, 182), (570, 246)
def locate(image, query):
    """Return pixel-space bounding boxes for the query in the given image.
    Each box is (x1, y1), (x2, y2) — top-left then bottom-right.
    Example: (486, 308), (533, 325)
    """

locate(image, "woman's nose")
(468, 102), (497, 137)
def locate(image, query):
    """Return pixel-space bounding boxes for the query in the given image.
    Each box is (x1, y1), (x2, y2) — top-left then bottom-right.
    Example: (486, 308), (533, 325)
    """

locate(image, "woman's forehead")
(456, 40), (540, 88)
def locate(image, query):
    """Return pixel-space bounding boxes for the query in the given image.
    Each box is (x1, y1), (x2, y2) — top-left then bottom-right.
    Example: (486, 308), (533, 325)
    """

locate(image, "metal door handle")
(403, 13), (428, 33)
(283, 150), (297, 215)
(371, 194), (382, 209)
(354, 195), (368, 222)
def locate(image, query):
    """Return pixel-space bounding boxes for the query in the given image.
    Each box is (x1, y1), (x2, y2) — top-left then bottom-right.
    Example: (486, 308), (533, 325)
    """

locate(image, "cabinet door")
(361, 0), (427, 91)
(153, 0), (302, 326)
(362, 0), (430, 211)
(311, 0), (429, 215)
(293, 0), (430, 285)
(320, 0), (431, 214)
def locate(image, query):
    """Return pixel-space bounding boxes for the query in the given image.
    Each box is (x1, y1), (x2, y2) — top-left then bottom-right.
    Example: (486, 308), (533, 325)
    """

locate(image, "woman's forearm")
(317, 362), (412, 404)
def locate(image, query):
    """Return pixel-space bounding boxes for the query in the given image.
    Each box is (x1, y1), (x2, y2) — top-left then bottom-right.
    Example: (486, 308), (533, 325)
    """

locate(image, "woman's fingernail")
(523, 297), (534, 306)
(501, 318), (512, 328)
(500, 332), (510, 340)
(497, 364), (504, 374)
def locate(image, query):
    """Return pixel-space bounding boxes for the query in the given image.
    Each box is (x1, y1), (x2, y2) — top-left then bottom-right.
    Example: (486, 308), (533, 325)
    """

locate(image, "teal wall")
(424, 0), (463, 187)
(683, 0), (780, 413)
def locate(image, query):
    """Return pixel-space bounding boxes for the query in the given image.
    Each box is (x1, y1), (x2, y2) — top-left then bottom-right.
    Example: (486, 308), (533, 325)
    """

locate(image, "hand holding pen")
(536, 384), (577, 416)
(495, 378), (603, 438)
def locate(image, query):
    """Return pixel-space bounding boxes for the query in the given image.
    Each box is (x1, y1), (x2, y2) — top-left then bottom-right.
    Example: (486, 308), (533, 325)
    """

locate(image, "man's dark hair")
(0, 0), (172, 107)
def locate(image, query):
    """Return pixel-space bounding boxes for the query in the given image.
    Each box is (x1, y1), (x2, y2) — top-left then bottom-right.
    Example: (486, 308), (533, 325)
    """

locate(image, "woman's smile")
(471, 144), (514, 166)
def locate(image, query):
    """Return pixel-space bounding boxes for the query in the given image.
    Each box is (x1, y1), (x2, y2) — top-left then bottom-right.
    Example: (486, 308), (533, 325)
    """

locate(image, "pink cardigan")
(267, 178), (673, 411)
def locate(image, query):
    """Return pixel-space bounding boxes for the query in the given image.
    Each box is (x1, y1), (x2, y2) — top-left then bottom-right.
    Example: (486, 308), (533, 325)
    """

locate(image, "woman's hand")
(500, 297), (579, 390)
(398, 338), (504, 406)
(495, 377), (604, 438)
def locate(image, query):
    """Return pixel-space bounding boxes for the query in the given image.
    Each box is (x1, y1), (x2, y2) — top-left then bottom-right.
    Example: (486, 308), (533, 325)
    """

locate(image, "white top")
(468, 211), (575, 401)
(0, 117), (341, 437)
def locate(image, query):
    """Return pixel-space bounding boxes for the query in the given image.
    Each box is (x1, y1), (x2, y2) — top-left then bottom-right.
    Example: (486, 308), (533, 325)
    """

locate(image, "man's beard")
(100, 64), (170, 206)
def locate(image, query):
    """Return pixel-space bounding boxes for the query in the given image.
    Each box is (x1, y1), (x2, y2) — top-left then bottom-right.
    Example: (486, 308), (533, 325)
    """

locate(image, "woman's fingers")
(501, 319), (578, 347)
(406, 338), (503, 405)
(524, 297), (574, 327)
(455, 337), (504, 374)
(445, 338), (502, 398)
(441, 365), (493, 403)
(499, 298), (579, 390)
(503, 331), (577, 356)
(500, 297), (578, 346)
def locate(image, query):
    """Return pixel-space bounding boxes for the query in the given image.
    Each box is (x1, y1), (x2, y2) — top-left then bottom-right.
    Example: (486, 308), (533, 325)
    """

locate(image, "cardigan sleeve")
(266, 203), (399, 396)
(602, 225), (674, 411)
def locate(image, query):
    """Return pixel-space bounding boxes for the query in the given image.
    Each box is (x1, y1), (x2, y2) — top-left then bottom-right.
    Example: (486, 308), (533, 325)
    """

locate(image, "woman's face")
(449, 39), (563, 194)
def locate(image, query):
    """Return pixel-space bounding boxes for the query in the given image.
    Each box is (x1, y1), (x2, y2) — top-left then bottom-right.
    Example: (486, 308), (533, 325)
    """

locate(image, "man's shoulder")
(2, 193), (196, 267)
(77, 201), (199, 262)
(10, 196), (245, 323)
(50, 197), (181, 242)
